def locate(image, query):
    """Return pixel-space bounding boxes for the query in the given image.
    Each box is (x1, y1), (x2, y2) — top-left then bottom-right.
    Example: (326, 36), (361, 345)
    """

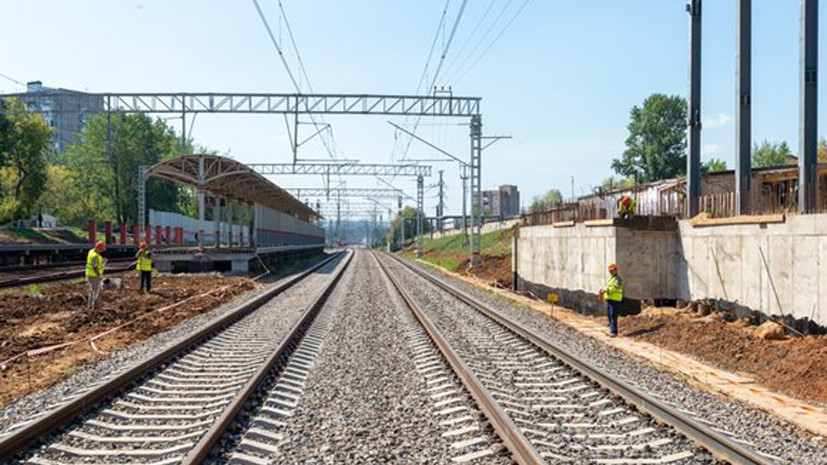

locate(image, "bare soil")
(0, 274), (256, 407)
(619, 310), (827, 405)
(459, 254), (513, 288)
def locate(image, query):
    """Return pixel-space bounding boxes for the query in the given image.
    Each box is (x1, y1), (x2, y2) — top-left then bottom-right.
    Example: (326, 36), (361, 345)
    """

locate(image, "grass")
(404, 226), (516, 271)
(8, 228), (50, 241)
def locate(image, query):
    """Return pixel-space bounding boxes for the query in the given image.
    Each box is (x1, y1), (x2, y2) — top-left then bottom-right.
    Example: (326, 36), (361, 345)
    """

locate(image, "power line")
(440, 0), (498, 81)
(251, 0), (301, 91)
(399, 0), (469, 162)
(392, 0), (452, 163)
(0, 72), (25, 87)
(448, 0), (532, 86)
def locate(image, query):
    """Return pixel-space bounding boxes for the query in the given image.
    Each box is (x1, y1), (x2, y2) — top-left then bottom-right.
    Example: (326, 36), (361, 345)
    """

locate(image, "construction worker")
(136, 242), (153, 294)
(85, 241), (106, 309)
(599, 263), (624, 337)
(617, 194), (636, 220)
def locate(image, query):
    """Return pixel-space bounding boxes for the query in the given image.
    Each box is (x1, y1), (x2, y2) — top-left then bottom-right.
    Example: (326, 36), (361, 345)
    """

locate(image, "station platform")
(152, 244), (323, 273)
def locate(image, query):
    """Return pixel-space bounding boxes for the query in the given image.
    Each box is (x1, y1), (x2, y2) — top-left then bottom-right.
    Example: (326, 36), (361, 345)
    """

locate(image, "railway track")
(0, 259), (133, 289)
(373, 251), (775, 465)
(0, 251), (352, 465)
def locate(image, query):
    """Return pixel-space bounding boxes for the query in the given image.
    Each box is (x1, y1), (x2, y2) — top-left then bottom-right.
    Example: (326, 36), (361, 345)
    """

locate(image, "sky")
(0, 0), (824, 219)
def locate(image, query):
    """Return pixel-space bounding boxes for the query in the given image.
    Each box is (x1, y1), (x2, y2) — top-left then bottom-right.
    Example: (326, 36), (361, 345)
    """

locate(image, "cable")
(399, 0), (469, 162)
(251, 0), (300, 91)
(440, 0), (498, 81)
(442, 0), (514, 84)
(448, 0), (531, 86)
(0, 72), (25, 88)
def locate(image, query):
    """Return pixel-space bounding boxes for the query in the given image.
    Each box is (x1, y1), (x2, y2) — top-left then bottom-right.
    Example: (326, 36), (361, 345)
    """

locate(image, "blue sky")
(0, 1), (824, 217)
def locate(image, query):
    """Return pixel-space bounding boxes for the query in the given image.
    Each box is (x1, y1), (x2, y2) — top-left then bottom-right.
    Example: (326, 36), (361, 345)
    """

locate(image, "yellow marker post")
(547, 292), (559, 315)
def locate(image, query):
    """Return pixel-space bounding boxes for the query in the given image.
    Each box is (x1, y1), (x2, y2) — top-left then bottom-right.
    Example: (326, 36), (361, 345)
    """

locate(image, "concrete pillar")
(119, 222), (126, 244)
(144, 225), (151, 244)
(228, 201), (234, 248)
(155, 226), (163, 246)
(248, 202), (256, 248)
(198, 189), (205, 249)
(165, 226), (171, 245)
(133, 225), (140, 245)
(213, 196), (221, 248)
(104, 221), (113, 244)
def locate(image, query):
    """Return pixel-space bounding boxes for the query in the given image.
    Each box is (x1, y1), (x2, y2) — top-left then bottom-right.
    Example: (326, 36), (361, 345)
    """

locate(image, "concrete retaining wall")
(677, 215), (827, 326)
(515, 213), (827, 326)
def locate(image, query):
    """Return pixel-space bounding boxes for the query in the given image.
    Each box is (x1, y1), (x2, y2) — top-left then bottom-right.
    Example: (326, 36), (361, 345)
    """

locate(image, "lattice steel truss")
(288, 188), (404, 199)
(250, 163), (431, 177)
(1, 92), (480, 117)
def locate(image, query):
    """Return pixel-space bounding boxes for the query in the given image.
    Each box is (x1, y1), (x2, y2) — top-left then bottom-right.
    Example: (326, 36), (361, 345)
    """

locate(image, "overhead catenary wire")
(446, 0), (532, 86)
(399, 0), (469, 162)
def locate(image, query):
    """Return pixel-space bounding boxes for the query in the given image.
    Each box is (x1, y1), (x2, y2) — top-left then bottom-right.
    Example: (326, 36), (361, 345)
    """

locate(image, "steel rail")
(0, 262), (133, 289)
(181, 250), (353, 463)
(385, 252), (775, 465)
(0, 252), (345, 462)
(370, 251), (546, 465)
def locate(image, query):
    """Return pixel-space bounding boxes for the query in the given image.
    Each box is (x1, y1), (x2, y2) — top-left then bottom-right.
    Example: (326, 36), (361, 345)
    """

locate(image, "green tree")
(0, 98), (53, 223)
(600, 176), (634, 192)
(612, 93), (687, 183)
(752, 140), (792, 168)
(702, 158), (728, 173)
(388, 206), (432, 247)
(817, 138), (827, 162)
(528, 189), (563, 213)
(63, 113), (186, 226)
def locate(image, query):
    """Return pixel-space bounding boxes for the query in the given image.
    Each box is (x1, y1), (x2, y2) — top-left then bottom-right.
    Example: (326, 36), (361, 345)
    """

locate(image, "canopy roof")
(148, 154), (319, 221)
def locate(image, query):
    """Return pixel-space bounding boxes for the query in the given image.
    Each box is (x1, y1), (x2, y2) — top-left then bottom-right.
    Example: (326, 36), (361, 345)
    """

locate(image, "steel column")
(799, 0), (819, 213)
(461, 165), (468, 246)
(687, 0), (702, 218)
(416, 175), (424, 258)
(137, 165), (148, 233)
(469, 115), (482, 265)
(736, 0), (752, 215)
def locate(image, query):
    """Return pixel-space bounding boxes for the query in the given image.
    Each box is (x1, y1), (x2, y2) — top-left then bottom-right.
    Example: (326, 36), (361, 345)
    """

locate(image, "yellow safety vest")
(136, 250), (152, 272)
(85, 249), (104, 278)
(619, 196), (636, 214)
(603, 274), (624, 302)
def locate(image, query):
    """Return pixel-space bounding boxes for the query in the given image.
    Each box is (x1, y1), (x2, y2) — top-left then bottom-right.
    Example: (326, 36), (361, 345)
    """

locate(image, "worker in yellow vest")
(86, 241), (107, 309)
(136, 242), (153, 294)
(617, 194), (636, 220)
(599, 263), (624, 337)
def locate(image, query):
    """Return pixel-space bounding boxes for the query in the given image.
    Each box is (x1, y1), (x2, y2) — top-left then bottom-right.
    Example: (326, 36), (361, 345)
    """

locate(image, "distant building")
(481, 184), (521, 219)
(2, 81), (104, 153)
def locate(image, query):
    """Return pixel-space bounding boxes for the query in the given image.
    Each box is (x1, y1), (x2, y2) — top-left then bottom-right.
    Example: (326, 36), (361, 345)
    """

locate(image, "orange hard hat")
(140, 242), (148, 249)
(608, 263), (617, 271)
(95, 241), (106, 251)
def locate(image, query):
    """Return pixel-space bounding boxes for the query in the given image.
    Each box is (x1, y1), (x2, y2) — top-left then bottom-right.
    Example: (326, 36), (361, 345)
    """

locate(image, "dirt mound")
(621, 312), (827, 405)
(0, 274), (256, 407)
(457, 254), (513, 289)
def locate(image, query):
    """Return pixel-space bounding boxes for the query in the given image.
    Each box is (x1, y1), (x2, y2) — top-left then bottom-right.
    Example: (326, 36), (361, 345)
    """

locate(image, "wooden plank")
(584, 219), (615, 227)
(552, 221), (575, 228)
(689, 213), (785, 227)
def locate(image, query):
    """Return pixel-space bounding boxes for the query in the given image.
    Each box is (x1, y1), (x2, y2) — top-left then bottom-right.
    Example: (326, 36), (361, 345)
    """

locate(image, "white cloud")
(702, 143), (723, 157)
(703, 113), (732, 129)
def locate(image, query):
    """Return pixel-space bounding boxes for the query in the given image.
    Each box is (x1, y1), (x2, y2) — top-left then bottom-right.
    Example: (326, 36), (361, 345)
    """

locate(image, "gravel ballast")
(403, 256), (827, 465)
(0, 253), (335, 440)
(274, 251), (506, 464)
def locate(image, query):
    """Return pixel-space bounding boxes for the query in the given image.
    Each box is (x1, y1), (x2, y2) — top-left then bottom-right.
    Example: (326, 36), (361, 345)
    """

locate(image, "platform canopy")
(148, 154), (319, 221)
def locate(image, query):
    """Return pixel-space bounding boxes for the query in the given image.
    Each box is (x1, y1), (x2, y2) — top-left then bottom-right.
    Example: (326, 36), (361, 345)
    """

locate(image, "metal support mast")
(736, 0), (752, 215)
(469, 115), (482, 265)
(686, 0), (702, 218)
(800, 0), (819, 213)
(461, 164), (468, 246)
(137, 165), (149, 232)
(416, 175), (424, 258)
(437, 170), (445, 232)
